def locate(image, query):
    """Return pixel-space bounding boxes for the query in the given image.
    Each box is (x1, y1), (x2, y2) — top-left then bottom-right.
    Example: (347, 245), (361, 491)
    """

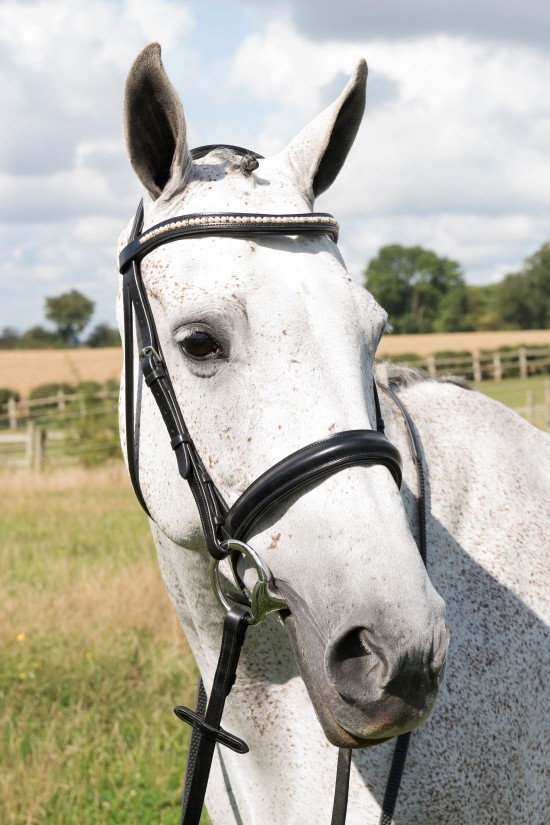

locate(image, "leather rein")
(118, 145), (427, 824)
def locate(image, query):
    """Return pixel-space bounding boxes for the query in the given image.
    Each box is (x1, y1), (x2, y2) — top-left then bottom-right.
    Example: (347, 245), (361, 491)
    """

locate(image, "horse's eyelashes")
(181, 330), (223, 360)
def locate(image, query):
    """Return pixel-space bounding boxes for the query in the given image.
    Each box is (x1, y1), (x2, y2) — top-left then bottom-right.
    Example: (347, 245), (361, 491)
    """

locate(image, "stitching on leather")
(243, 431), (387, 488)
(234, 450), (400, 537)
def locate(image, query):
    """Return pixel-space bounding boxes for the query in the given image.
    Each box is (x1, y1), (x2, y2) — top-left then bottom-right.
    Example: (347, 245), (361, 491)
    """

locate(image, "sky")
(1, 0), (550, 333)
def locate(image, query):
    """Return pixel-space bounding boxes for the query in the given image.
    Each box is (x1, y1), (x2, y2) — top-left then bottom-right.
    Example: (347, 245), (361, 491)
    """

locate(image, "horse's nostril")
(325, 628), (382, 703)
(326, 624), (447, 710)
(331, 628), (373, 662)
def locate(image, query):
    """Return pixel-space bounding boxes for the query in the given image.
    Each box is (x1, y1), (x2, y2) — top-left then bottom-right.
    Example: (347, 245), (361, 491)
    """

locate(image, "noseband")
(118, 145), (409, 825)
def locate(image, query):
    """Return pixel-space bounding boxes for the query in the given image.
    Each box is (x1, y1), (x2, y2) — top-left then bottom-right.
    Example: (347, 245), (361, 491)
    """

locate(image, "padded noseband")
(226, 430), (402, 540)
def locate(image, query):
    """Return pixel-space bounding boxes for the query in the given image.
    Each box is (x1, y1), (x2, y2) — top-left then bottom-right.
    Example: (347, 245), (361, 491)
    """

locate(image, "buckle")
(139, 346), (166, 386)
(210, 540), (287, 626)
(138, 344), (162, 362)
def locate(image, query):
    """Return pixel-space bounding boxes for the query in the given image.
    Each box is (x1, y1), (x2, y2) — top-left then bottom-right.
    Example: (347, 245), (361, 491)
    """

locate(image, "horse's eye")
(181, 330), (222, 359)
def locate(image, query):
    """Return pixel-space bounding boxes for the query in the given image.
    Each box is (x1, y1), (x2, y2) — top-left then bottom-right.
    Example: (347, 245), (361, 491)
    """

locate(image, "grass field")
(478, 374), (550, 430)
(2, 375), (547, 825)
(0, 466), (210, 825)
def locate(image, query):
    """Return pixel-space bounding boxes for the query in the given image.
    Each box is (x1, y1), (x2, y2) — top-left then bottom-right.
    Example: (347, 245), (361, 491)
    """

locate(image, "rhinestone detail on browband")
(139, 214), (339, 246)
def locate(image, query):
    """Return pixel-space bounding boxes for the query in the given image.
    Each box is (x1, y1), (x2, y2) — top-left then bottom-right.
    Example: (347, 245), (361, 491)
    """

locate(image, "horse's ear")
(280, 60), (367, 201)
(123, 43), (191, 199)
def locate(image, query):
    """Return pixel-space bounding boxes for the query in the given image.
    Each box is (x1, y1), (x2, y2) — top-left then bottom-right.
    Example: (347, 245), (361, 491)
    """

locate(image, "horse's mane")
(375, 361), (474, 391)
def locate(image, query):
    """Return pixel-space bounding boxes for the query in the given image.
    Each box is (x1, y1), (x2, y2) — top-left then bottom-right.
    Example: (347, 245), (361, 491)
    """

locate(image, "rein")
(118, 145), (428, 824)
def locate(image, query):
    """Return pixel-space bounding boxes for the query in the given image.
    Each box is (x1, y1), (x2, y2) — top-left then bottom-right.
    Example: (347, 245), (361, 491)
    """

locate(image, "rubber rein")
(118, 144), (427, 825)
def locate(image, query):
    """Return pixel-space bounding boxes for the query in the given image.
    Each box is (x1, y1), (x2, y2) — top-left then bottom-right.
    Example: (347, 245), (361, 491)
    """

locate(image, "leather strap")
(379, 731), (411, 825)
(225, 427), (402, 540)
(331, 748), (352, 825)
(122, 211), (151, 517)
(174, 606), (250, 825)
(376, 384), (429, 824)
(122, 201), (231, 558)
(179, 679), (207, 817)
(190, 144), (264, 161)
(119, 212), (339, 272)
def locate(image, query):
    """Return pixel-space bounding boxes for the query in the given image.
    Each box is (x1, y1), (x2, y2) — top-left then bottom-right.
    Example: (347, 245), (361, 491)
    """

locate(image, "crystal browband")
(118, 211), (339, 272)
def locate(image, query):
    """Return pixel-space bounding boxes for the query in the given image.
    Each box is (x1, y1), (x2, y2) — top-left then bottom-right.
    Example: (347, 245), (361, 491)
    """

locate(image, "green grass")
(478, 374), (550, 430)
(0, 466), (210, 825)
(3, 377), (545, 824)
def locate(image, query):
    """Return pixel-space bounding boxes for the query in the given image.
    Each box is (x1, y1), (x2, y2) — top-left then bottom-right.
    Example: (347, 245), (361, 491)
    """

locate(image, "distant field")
(377, 329), (550, 357)
(0, 466), (210, 825)
(2, 330), (550, 397)
(0, 348), (122, 398)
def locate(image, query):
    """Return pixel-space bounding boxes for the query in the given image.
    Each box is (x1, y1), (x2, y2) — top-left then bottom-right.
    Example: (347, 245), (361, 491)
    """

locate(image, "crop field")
(0, 349), (123, 399)
(0, 466), (210, 825)
(376, 328), (550, 358)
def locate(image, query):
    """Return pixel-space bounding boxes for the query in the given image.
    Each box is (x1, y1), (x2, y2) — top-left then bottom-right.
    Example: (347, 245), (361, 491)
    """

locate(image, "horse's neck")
(382, 378), (550, 612)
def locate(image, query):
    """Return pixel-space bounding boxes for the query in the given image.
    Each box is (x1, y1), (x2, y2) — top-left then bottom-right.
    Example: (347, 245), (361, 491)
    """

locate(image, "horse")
(116, 43), (550, 824)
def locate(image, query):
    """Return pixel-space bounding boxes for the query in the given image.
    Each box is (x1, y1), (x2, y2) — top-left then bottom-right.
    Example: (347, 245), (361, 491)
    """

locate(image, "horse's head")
(118, 44), (448, 747)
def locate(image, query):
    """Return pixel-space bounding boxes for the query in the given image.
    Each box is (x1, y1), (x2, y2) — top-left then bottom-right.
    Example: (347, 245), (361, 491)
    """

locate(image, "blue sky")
(1, 0), (550, 333)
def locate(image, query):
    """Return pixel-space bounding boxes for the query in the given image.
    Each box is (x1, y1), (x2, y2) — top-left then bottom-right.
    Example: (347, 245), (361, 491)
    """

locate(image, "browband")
(119, 212), (339, 272)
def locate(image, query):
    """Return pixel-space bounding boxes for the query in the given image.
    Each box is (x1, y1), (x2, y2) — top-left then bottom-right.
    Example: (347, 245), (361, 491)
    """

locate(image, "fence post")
(7, 397), (17, 430)
(36, 427), (45, 471)
(518, 347), (527, 379)
(26, 421), (34, 468)
(57, 388), (66, 411)
(472, 351), (482, 383)
(526, 390), (535, 425)
(426, 355), (437, 378)
(492, 352), (502, 382)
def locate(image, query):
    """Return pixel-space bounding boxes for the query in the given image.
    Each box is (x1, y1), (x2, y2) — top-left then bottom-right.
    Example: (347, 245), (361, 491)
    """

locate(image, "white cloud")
(229, 22), (550, 284)
(0, 0), (195, 176)
(0, 219), (120, 331)
(0, 0), (195, 329)
(242, 0), (550, 50)
(338, 213), (549, 288)
(2, 3), (550, 334)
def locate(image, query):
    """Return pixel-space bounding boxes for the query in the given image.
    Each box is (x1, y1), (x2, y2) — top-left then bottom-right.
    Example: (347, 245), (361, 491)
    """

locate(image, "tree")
(0, 327), (20, 349)
(364, 245), (466, 333)
(45, 289), (94, 345)
(19, 325), (63, 349)
(463, 285), (501, 331)
(86, 323), (120, 348)
(496, 243), (550, 329)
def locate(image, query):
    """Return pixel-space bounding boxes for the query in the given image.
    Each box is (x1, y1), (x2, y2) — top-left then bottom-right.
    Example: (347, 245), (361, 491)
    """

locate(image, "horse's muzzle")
(280, 582), (449, 746)
(324, 621), (449, 736)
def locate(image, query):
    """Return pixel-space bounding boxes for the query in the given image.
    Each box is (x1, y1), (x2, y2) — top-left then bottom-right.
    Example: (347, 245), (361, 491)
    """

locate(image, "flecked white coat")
(117, 44), (550, 824)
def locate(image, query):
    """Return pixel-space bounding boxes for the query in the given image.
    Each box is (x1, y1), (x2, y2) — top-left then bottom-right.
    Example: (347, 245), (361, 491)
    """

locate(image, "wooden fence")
(397, 346), (550, 382)
(1, 352), (550, 469)
(0, 422), (66, 469)
(0, 388), (118, 429)
(0, 389), (120, 468)
(1, 388), (550, 471)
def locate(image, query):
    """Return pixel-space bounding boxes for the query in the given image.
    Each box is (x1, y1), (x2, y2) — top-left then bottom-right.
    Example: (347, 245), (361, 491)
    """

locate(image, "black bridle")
(118, 145), (424, 824)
